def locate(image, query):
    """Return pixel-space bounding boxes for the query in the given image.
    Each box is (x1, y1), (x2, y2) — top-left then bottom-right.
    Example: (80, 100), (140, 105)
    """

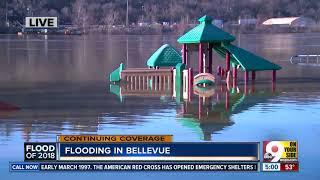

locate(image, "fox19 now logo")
(25, 17), (58, 28)
(263, 141), (298, 162)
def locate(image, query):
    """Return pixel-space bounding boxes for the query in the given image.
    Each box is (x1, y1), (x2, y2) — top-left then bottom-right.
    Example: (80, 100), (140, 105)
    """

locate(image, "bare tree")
(104, 10), (119, 33)
(176, 16), (189, 35)
(72, 0), (89, 33)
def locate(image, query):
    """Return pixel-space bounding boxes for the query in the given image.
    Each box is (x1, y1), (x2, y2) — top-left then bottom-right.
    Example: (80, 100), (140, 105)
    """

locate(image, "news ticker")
(10, 162), (259, 172)
(10, 135), (299, 172)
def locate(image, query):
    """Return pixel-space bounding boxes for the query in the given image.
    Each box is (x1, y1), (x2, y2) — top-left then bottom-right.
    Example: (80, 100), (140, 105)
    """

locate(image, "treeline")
(1, 0), (320, 28)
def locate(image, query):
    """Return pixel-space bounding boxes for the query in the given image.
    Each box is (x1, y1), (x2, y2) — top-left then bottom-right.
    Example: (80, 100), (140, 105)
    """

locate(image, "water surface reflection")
(1, 34), (320, 179)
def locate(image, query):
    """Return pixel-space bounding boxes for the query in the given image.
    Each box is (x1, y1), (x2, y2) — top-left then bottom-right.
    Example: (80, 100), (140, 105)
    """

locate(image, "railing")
(120, 68), (173, 96)
(290, 55), (320, 66)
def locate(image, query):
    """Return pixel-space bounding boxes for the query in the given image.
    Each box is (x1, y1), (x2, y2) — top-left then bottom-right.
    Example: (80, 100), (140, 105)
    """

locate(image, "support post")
(180, 101), (186, 114)
(272, 70), (276, 83)
(232, 66), (237, 88)
(182, 44), (187, 65)
(198, 96), (202, 120)
(198, 43), (203, 73)
(217, 66), (222, 76)
(272, 70), (276, 92)
(138, 76), (141, 90)
(252, 71), (256, 81)
(188, 68), (193, 101)
(251, 80), (255, 93)
(170, 68), (173, 93)
(226, 51), (231, 73)
(130, 76), (133, 90)
(152, 76), (155, 90)
(244, 70), (249, 94)
(126, 76), (130, 90)
(134, 76), (137, 90)
(159, 76), (161, 91)
(244, 71), (249, 84)
(225, 91), (229, 111)
(208, 43), (213, 74)
(251, 71), (256, 93)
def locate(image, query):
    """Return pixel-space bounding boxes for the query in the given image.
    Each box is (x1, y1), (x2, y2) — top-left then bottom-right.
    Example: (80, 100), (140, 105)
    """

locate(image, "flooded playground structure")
(108, 15), (283, 140)
(109, 15), (281, 101)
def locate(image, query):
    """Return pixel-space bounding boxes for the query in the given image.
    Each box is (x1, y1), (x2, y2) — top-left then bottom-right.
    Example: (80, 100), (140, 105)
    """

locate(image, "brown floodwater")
(0, 33), (320, 179)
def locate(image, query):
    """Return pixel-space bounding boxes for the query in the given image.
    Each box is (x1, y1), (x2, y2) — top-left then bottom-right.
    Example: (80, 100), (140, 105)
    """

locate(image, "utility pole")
(5, 0), (8, 27)
(170, 0), (173, 25)
(141, 5), (144, 22)
(126, 0), (129, 27)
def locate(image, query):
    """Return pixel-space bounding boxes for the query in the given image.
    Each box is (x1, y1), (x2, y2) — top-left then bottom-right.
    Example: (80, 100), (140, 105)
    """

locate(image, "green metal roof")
(214, 43), (282, 71)
(146, 44), (182, 67)
(109, 63), (125, 82)
(177, 15), (235, 44)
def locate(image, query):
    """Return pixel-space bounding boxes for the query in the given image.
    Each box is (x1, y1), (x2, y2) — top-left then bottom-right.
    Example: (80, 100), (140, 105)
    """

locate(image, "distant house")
(262, 17), (315, 27)
(238, 18), (257, 25)
(162, 22), (170, 27)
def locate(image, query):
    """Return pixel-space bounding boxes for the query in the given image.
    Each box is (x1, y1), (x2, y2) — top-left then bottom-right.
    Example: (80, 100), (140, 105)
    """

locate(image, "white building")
(262, 17), (315, 27)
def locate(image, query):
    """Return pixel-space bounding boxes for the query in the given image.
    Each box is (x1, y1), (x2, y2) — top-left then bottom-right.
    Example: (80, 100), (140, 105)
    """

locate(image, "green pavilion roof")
(177, 15), (235, 44)
(146, 44), (182, 67)
(214, 43), (282, 71)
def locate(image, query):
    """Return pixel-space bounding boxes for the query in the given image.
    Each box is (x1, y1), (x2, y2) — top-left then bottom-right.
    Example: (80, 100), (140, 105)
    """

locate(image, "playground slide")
(109, 63), (125, 82)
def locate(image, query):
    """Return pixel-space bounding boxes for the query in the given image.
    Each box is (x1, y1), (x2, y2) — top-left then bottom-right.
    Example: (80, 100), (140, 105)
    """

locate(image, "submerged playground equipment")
(109, 15), (281, 100)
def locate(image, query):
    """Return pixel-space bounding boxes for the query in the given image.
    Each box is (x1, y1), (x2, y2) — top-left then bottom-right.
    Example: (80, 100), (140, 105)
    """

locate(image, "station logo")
(263, 141), (298, 162)
(25, 17), (58, 28)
